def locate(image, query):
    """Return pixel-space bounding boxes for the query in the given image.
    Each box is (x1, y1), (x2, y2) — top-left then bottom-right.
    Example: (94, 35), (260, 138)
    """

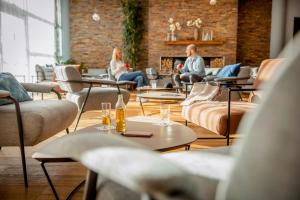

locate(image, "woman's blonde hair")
(112, 47), (122, 62)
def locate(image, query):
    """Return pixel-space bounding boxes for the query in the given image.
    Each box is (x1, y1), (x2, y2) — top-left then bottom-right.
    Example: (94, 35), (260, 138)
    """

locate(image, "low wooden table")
(137, 92), (186, 115)
(32, 116), (197, 199)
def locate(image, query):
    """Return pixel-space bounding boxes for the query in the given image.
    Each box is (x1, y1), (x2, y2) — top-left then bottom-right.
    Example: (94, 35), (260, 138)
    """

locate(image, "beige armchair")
(54, 65), (131, 130)
(0, 83), (77, 187)
(182, 58), (285, 145)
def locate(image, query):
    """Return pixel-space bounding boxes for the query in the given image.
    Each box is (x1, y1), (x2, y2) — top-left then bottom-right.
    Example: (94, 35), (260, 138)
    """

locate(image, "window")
(0, 0), (60, 82)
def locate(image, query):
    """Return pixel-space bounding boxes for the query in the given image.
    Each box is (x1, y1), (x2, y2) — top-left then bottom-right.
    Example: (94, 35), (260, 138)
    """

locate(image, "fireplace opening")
(160, 56), (225, 74)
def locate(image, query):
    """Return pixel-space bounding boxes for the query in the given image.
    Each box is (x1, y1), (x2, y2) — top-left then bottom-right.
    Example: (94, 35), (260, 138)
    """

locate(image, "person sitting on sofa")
(173, 44), (205, 87)
(110, 47), (147, 88)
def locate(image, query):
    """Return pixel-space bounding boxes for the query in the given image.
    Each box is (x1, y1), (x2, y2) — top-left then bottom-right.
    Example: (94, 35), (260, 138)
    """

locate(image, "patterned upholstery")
(250, 58), (285, 102)
(182, 59), (285, 135)
(182, 101), (256, 135)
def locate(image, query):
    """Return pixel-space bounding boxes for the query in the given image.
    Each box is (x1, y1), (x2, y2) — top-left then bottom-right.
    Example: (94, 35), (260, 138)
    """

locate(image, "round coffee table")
(32, 116), (197, 199)
(137, 92), (186, 115)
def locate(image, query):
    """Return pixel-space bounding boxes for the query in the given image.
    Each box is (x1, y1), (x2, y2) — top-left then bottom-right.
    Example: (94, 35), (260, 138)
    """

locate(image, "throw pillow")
(217, 63), (241, 77)
(0, 72), (32, 106)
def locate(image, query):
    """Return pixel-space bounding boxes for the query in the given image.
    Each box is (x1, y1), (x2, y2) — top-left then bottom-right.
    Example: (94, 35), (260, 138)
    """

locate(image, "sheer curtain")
(0, 0), (60, 82)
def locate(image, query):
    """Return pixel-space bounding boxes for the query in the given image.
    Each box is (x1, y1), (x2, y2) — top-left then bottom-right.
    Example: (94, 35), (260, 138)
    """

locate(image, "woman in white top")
(110, 47), (147, 87)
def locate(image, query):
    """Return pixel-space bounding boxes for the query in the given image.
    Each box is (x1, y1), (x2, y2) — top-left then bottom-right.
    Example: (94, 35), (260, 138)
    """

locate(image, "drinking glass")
(160, 104), (170, 126)
(151, 80), (157, 89)
(98, 102), (115, 131)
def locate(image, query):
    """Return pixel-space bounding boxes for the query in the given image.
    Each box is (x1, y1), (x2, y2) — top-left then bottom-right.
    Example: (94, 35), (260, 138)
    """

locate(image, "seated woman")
(110, 47), (147, 88)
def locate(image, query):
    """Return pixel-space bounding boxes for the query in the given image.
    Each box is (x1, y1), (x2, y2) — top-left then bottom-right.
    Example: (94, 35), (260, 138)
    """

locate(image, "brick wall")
(70, 0), (124, 68)
(237, 0), (272, 66)
(70, 0), (270, 69)
(147, 0), (238, 69)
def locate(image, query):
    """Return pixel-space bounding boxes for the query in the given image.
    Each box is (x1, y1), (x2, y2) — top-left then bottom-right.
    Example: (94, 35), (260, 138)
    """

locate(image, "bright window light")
(27, 0), (55, 23)
(1, 13), (28, 77)
(28, 17), (55, 55)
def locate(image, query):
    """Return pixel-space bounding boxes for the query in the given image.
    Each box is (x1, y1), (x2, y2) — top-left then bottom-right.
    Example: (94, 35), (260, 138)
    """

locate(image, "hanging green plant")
(121, 0), (143, 70)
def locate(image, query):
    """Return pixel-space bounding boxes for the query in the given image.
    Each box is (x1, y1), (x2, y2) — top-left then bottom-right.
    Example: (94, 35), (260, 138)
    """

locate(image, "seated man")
(173, 44), (205, 87)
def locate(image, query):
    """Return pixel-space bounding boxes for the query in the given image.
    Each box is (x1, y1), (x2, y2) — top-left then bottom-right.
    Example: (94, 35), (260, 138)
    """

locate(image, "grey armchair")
(54, 65), (131, 130)
(35, 34), (300, 199)
(0, 83), (77, 187)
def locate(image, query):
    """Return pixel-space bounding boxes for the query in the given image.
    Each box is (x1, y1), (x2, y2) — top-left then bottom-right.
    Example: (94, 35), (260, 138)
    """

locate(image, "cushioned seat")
(0, 100), (77, 146)
(182, 101), (256, 135)
(67, 87), (130, 111)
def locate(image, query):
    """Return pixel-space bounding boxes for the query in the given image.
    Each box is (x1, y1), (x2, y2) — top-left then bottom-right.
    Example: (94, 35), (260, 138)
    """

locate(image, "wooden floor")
(0, 92), (235, 200)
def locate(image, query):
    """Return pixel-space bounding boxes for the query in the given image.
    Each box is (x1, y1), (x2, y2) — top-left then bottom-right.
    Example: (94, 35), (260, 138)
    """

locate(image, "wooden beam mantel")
(164, 40), (224, 45)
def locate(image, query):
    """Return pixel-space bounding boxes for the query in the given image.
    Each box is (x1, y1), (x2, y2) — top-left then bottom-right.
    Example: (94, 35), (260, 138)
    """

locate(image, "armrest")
(221, 83), (253, 87)
(229, 88), (258, 92)
(80, 147), (227, 200)
(0, 90), (11, 98)
(81, 78), (117, 85)
(214, 76), (250, 82)
(21, 83), (61, 99)
(21, 83), (54, 93)
(80, 147), (189, 197)
(58, 79), (117, 86)
(116, 80), (137, 85)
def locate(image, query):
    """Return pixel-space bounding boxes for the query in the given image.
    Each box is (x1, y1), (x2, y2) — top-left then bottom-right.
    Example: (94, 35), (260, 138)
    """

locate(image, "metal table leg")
(41, 162), (59, 200)
(41, 161), (85, 200)
(139, 96), (145, 116)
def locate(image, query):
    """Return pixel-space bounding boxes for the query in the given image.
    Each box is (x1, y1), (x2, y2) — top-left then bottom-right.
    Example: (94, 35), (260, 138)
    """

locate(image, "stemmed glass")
(159, 104), (171, 126)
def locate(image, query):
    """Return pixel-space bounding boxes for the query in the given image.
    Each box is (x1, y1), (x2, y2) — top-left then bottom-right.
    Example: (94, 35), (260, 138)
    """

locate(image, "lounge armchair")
(182, 58), (285, 145)
(107, 67), (137, 90)
(36, 34), (300, 200)
(0, 81), (77, 187)
(34, 64), (62, 96)
(54, 65), (132, 130)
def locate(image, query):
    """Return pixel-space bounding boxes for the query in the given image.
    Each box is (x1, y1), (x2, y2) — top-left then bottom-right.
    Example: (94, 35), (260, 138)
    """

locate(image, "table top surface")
(33, 117), (197, 161)
(137, 91), (186, 100)
(137, 86), (177, 91)
(73, 117), (196, 151)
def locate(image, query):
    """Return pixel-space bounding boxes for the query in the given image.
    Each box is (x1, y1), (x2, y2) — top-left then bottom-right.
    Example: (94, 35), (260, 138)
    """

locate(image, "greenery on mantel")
(121, 0), (143, 70)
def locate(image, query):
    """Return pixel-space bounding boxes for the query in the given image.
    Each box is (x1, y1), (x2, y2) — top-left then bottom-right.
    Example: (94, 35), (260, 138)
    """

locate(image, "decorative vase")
(194, 28), (199, 40)
(167, 32), (172, 41)
(171, 31), (177, 41)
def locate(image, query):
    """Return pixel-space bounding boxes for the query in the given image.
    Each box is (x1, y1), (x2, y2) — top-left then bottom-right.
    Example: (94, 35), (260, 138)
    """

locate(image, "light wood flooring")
(0, 92), (235, 200)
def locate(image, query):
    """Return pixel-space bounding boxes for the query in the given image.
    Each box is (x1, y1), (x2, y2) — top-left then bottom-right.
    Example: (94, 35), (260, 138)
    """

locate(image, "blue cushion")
(217, 63), (241, 77)
(0, 72), (32, 106)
